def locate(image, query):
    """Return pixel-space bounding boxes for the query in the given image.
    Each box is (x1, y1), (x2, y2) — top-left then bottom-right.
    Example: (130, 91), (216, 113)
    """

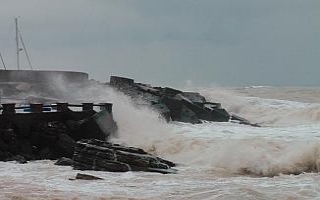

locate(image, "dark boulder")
(5, 154), (27, 164)
(52, 133), (76, 158)
(38, 147), (54, 159)
(55, 157), (74, 166)
(72, 139), (177, 174)
(71, 173), (104, 180)
(108, 76), (258, 126)
(0, 103), (117, 161)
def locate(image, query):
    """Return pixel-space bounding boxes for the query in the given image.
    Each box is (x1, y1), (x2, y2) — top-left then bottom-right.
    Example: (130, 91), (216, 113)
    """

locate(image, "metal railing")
(0, 102), (113, 114)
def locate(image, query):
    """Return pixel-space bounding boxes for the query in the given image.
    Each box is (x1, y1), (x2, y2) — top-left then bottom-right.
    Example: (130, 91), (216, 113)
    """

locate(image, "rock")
(38, 121), (63, 143)
(18, 140), (36, 160)
(230, 114), (261, 127)
(156, 157), (176, 167)
(163, 87), (183, 97)
(160, 96), (201, 123)
(182, 92), (206, 104)
(69, 110), (116, 141)
(38, 147), (54, 159)
(55, 157), (74, 166)
(72, 139), (177, 174)
(70, 173), (104, 180)
(0, 103), (117, 162)
(110, 76), (134, 88)
(73, 160), (131, 172)
(0, 137), (9, 153)
(108, 76), (255, 126)
(52, 134), (76, 158)
(5, 155), (27, 164)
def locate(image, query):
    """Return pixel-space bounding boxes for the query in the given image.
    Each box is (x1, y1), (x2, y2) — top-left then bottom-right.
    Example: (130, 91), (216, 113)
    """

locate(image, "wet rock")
(160, 96), (201, 123)
(18, 140), (36, 160)
(108, 76), (256, 126)
(5, 154), (27, 164)
(0, 103), (117, 162)
(231, 114), (261, 127)
(38, 147), (54, 160)
(71, 173), (104, 180)
(52, 134), (76, 158)
(73, 139), (177, 174)
(55, 157), (74, 166)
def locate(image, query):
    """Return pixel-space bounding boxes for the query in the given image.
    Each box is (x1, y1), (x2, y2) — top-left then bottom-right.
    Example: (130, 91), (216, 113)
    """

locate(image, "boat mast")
(15, 17), (20, 70)
(14, 17), (34, 70)
(0, 52), (6, 70)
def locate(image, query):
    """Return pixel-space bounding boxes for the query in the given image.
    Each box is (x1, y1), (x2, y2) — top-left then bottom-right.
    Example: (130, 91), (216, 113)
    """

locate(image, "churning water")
(1, 86), (320, 199)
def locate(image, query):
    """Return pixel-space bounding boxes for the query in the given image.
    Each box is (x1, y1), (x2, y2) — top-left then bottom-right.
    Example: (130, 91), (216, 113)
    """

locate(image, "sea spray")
(2, 84), (320, 199)
(41, 77), (320, 177)
(149, 125), (320, 177)
(45, 78), (172, 150)
(197, 87), (320, 126)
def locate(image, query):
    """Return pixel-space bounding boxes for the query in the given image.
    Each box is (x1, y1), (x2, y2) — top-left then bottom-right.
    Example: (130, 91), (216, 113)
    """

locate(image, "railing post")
(100, 103), (113, 113)
(82, 103), (93, 111)
(1, 103), (16, 114)
(30, 103), (43, 113)
(57, 102), (69, 112)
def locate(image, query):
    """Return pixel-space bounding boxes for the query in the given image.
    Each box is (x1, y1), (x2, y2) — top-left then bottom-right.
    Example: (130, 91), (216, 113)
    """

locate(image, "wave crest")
(197, 87), (320, 126)
(146, 134), (320, 177)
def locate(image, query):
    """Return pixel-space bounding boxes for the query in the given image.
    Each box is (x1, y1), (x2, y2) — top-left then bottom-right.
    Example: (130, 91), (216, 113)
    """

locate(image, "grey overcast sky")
(0, 0), (319, 86)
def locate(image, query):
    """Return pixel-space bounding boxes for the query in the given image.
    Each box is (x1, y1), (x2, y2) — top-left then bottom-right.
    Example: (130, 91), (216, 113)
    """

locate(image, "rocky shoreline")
(0, 102), (177, 173)
(108, 76), (259, 126)
(0, 75), (258, 174)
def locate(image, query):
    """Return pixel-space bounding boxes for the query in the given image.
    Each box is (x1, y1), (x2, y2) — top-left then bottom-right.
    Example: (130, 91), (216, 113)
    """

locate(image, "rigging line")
(19, 32), (33, 70)
(0, 52), (6, 70)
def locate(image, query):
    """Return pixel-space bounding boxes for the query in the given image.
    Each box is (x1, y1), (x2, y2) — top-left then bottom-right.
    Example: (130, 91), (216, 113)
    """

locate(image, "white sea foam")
(4, 80), (319, 199)
(126, 121), (320, 177)
(47, 80), (320, 178)
(243, 86), (272, 89)
(48, 80), (171, 148)
(197, 87), (320, 126)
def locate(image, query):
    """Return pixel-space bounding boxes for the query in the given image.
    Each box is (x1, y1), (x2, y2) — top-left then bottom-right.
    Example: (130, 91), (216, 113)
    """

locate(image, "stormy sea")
(1, 86), (320, 200)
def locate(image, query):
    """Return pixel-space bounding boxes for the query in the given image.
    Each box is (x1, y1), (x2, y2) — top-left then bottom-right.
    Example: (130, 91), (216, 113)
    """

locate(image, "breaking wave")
(196, 87), (320, 126)
(46, 79), (320, 177)
(49, 80), (171, 147)
(131, 130), (320, 177)
(243, 85), (273, 89)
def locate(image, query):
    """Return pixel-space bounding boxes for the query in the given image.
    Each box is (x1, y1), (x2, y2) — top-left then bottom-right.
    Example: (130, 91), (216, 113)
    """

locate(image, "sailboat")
(0, 18), (33, 71)
(0, 18), (89, 103)
(0, 18), (88, 81)
(15, 17), (34, 71)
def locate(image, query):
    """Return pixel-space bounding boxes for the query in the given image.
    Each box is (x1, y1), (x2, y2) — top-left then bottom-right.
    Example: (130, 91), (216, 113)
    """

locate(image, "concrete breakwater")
(0, 102), (176, 173)
(108, 76), (258, 126)
(0, 72), (258, 174)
